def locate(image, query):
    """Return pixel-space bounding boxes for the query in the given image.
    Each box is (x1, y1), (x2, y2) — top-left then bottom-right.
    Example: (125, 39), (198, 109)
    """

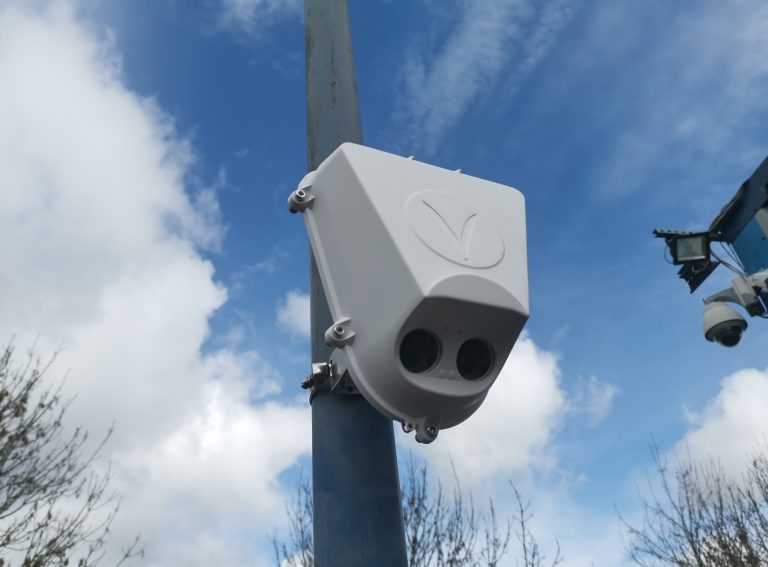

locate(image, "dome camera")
(702, 302), (748, 347)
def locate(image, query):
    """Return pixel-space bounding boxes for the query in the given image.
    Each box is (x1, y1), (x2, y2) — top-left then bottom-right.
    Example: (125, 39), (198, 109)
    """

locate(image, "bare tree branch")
(272, 457), (560, 567)
(270, 472), (313, 567)
(622, 441), (768, 567)
(509, 482), (562, 567)
(0, 344), (143, 567)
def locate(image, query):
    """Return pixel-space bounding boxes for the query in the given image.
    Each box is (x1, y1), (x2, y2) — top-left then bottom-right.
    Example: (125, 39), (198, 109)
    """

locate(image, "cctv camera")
(702, 302), (747, 347)
(290, 143), (528, 443)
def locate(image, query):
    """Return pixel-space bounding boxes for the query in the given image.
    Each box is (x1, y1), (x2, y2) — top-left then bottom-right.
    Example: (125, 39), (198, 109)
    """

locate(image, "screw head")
(295, 189), (306, 201)
(333, 324), (345, 337)
(426, 425), (438, 436)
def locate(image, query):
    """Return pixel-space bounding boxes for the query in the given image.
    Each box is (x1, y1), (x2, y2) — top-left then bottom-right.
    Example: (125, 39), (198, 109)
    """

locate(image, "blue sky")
(2, 0), (768, 565)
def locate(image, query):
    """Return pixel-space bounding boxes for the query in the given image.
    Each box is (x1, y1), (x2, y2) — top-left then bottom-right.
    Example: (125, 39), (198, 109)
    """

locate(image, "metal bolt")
(295, 189), (306, 201)
(333, 324), (345, 337)
(426, 425), (438, 437)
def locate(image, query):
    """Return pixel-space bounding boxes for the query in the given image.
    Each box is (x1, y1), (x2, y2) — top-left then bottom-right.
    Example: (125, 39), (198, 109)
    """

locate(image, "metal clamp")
(301, 362), (331, 403)
(301, 360), (359, 402)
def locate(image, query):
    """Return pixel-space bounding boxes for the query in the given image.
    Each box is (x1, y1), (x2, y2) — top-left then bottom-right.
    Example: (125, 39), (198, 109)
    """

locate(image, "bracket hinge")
(325, 317), (355, 348)
(288, 172), (316, 214)
(301, 360), (359, 403)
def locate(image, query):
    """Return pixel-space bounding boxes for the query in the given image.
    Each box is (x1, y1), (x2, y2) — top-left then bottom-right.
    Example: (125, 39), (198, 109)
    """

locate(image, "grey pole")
(304, 1), (408, 566)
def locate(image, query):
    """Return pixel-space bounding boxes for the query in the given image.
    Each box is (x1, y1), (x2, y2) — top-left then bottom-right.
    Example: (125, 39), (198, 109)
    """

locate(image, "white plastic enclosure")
(291, 143), (528, 443)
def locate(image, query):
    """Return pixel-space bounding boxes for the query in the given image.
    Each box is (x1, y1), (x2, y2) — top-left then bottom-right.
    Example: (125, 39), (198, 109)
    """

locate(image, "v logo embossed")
(407, 190), (505, 269)
(422, 200), (478, 261)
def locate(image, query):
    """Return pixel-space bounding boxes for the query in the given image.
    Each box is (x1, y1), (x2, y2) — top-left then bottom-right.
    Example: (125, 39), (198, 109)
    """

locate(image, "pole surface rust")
(304, 1), (408, 565)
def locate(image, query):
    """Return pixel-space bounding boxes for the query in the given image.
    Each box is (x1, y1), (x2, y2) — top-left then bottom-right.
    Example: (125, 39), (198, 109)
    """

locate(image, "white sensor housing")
(291, 143), (528, 443)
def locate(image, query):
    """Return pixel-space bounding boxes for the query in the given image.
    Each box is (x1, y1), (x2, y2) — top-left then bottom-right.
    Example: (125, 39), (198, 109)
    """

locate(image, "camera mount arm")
(703, 269), (768, 317)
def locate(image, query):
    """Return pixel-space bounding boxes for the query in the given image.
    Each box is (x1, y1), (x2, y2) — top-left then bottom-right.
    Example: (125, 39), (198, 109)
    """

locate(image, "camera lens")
(400, 330), (440, 373)
(716, 328), (742, 347)
(457, 339), (494, 380)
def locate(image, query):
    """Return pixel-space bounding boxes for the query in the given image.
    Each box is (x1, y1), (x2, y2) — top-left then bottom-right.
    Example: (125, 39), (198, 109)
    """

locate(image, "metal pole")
(304, 1), (408, 565)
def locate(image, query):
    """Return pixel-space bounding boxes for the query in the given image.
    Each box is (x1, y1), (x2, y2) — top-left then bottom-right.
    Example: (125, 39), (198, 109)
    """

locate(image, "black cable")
(711, 249), (745, 275)
(663, 245), (673, 264)
(720, 242), (746, 272)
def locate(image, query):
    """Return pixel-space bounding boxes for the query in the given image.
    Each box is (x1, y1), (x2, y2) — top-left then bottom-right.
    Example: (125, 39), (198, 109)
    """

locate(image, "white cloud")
(111, 380), (310, 566)
(393, 0), (577, 155)
(393, 336), (627, 563)
(585, 0), (768, 201)
(231, 241), (293, 290)
(277, 290), (311, 339)
(0, 3), (309, 564)
(678, 367), (768, 477)
(219, 0), (300, 34)
(568, 375), (618, 426)
(499, 0), (577, 97)
(409, 335), (565, 485)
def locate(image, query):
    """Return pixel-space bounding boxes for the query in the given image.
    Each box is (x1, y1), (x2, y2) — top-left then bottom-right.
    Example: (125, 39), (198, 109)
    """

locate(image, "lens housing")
(400, 330), (441, 373)
(708, 322), (745, 347)
(456, 339), (494, 380)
